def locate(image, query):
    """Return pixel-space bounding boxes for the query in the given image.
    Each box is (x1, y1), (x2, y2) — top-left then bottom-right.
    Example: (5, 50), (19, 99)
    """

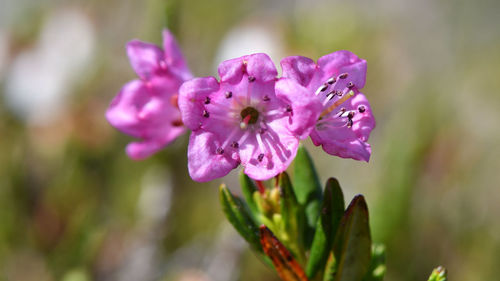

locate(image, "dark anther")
(336, 90), (343, 97)
(339, 73), (348, 79)
(204, 96), (211, 104)
(263, 95), (270, 101)
(258, 128), (266, 134)
(358, 106), (366, 113)
(230, 141), (239, 148)
(347, 82), (355, 89)
(327, 77), (336, 84)
(216, 147), (224, 154)
(225, 91), (233, 98)
(347, 119), (353, 128)
(202, 110), (210, 118)
(257, 153), (265, 162)
(248, 76), (256, 82)
(347, 111), (355, 119)
(320, 83), (328, 92)
(286, 105), (293, 112)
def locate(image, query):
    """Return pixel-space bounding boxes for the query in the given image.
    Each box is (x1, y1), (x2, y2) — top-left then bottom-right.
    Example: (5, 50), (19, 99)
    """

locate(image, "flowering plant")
(106, 29), (446, 281)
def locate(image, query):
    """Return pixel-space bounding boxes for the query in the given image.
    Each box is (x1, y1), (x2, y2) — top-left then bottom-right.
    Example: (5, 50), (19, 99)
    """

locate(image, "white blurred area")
(3, 8), (95, 126)
(214, 19), (285, 71)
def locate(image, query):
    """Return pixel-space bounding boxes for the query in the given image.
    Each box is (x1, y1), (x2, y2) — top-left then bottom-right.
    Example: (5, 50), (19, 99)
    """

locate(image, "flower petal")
(106, 80), (149, 133)
(218, 56), (245, 84)
(187, 131), (240, 182)
(280, 56), (317, 87)
(309, 91), (374, 162)
(125, 132), (183, 160)
(239, 126), (299, 181)
(350, 92), (375, 141)
(162, 29), (192, 81)
(245, 53), (278, 82)
(178, 77), (220, 130)
(317, 50), (367, 89)
(126, 40), (164, 80)
(106, 78), (186, 159)
(320, 138), (371, 162)
(275, 78), (322, 139)
(218, 53), (277, 84)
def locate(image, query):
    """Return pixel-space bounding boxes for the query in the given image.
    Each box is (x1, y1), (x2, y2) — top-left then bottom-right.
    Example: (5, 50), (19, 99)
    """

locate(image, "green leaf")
(239, 170), (259, 216)
(332, 195), (372, 281)
(219, 184), (262, 253)
(293, 145), (323, 247)
(279, 172), (300, 236)
(278, 172), (304, 261)
(427, 266), (447, 281)
(362, 244), (386, 281)
(306, 178), (345, 279)
(323, 252), (338, 281)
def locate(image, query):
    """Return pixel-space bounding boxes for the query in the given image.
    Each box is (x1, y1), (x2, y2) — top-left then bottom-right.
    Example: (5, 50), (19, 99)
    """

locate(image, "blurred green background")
(1, 0), (499, 280)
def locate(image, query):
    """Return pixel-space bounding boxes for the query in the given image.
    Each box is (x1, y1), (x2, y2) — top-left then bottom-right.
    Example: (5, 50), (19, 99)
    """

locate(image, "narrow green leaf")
(278, 172), (304, 261)
(219, 184), (262, 253)
(332, 195), (372, 281)
(239, 170), (259, 216)
(293, 145), (323, 247)
(323, 252), (337, 281)
(279, 172), (300, 235)
(427, 266), (447, 281)
(361, 244), (386, 281)
(306, 178), (345, 279)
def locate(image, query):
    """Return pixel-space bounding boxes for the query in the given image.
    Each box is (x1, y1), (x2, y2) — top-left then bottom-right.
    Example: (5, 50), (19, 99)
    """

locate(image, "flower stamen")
(319, 90), (354, 118)
(240, 114), (251, 129)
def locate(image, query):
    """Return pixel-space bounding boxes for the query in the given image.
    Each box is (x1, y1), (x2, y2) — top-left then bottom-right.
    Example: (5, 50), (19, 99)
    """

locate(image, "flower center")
(240, 106), (259, 127)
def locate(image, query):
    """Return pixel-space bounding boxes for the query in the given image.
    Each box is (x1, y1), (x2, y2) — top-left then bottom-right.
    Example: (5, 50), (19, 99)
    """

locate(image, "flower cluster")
(106, 30), (192, 160)
(107, 29), (375, 181)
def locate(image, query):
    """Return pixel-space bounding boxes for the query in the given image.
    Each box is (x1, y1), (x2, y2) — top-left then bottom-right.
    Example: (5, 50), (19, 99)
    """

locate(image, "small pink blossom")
(179, 53), (321, 181)
(106, 29), (192, 159)
(280, 51), (375, 161)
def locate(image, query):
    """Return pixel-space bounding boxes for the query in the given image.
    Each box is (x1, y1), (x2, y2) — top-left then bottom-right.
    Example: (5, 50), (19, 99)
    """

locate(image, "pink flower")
(280, 51), (375, 162)
(179, 53), (321, 181)
(106, 29), (192, 159)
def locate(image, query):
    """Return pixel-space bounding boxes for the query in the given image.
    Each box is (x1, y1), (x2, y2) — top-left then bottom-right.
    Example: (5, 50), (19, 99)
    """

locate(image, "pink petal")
(218, 57), (245, 84)
(309, 91), (374, 162)
(317, 50), (367, 89)
(162, 29), (192, 81)
(218, 53), (277, 84)
(245, 53), (278, 82)
(106, 78), (186, 159)
(126, 131), (183, 160)
(126, 40), (165, 80)
(187, 131), (240, 182)
(350, 92), (375, 141)
(280, 56), (317, 86)
(321, 138), (371, 162)
(106, 80), (150, 133)
(178, 77), (220, 130)
(239, 125), (299, 181)
(275, 78), (322, 139)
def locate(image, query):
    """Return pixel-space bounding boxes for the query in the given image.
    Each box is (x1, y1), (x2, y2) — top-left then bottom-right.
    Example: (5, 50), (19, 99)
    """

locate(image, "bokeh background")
(1, 0), (499, 280)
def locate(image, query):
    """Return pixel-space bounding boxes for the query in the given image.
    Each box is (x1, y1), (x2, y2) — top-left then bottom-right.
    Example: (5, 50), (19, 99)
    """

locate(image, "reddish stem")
(255, 180), (266, 194)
